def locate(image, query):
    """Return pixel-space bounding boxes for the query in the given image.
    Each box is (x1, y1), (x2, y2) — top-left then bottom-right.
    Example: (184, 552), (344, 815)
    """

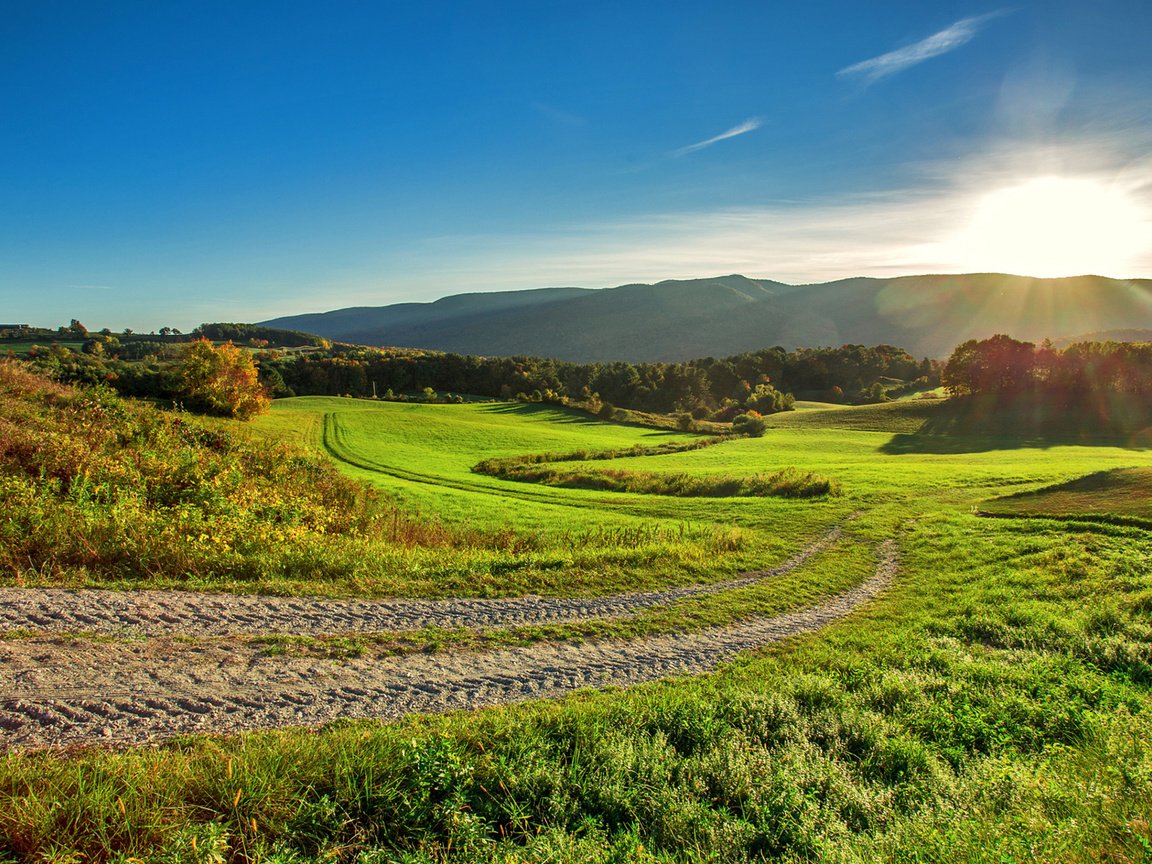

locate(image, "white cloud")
(671, 117), (763, 157)
(838, 12), (1005, 84)
(394, 193), (962, 294)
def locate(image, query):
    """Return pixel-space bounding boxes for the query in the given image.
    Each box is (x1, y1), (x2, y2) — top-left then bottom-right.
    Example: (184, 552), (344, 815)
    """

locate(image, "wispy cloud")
(671, 117), (763, 157)
(838, 12), (1005, 85)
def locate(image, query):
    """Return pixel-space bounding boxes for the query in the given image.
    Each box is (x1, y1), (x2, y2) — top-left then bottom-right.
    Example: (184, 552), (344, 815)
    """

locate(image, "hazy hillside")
(263, 273), (1152, 361)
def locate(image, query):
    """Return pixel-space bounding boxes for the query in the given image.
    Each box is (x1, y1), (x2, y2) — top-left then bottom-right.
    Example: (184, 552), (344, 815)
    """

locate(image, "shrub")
(732, 413), (766, 437)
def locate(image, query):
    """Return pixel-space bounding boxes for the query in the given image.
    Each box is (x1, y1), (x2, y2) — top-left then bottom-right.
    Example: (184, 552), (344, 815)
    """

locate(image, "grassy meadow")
(2, 370), (1152, 861)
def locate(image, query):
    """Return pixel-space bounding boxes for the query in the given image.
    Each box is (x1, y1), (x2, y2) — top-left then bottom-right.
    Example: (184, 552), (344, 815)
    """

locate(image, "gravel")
(0, 528), (842, 637)
(0, 537), (896, 750)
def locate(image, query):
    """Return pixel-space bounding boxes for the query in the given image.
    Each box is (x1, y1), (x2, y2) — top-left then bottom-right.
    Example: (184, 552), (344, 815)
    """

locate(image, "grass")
(0, 340), (86, 356)
(3, 369), (1152, 861)
(763, 399), (943, 433)
(981, 467), (1152, 527)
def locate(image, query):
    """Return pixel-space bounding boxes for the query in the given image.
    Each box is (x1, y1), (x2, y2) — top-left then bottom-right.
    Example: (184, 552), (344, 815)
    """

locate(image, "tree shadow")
(876, 433), (1139, 454)
(879, 394), (1152, 454)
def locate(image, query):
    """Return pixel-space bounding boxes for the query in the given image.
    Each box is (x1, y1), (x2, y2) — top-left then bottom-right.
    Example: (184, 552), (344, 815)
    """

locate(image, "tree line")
(10, 326), (938, 421)
(941, 335), (1152, 436)
(258, 342), (936, 417)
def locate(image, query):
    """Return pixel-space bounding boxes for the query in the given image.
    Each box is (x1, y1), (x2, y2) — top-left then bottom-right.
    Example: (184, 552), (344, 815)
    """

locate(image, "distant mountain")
(262, 273), (1152, 362)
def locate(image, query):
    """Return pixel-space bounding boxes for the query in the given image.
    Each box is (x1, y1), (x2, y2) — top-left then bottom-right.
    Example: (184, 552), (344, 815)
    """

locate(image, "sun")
(946, 176), (1150, 277)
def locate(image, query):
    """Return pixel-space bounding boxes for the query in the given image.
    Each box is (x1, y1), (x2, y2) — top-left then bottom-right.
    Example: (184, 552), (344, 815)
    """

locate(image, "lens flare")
(946, 176), (1150, 277)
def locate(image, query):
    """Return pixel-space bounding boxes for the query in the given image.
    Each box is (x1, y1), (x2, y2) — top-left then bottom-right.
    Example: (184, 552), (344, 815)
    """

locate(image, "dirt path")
(0, 540), (896, 750)
(0, 527), (842, 637)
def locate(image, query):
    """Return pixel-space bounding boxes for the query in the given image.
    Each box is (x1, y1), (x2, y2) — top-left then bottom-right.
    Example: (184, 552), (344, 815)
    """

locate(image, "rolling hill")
(262, 273), (1152, 362)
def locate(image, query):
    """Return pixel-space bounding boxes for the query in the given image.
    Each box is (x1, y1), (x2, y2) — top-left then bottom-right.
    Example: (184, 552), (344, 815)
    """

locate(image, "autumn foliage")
(179, 338), (270, 419)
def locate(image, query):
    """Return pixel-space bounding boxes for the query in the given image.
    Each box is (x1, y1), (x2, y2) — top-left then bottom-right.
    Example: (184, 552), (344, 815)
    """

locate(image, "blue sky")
(3, 0), (1151, 331)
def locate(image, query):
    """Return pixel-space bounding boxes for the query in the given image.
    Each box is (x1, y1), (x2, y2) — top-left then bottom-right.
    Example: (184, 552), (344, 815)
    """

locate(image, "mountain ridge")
(262, 273), (1152, 362)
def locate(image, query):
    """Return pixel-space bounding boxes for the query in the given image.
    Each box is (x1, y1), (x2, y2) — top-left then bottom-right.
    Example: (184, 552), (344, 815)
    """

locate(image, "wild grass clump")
(481, 463), (838, 498)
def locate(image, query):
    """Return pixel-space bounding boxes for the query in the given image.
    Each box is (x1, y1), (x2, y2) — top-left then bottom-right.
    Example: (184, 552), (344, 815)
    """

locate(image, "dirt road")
(0, 534), (895, 750)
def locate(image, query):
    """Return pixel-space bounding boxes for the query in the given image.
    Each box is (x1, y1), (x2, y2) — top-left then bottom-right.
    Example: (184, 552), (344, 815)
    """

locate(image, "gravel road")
(0, 539), (896, 750)
(0, 527), (842, 637)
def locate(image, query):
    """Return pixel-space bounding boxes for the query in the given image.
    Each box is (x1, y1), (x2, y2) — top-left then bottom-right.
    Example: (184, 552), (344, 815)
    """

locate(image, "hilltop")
(262, 273), (1152, 362)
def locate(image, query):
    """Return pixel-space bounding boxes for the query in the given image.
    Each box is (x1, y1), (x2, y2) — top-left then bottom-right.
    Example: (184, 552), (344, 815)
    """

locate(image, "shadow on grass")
(478, 402), (605, 425)
(876, 433), (1147, 455)
(879, 395), (1152, 454)
(976, 467), (1152, 529)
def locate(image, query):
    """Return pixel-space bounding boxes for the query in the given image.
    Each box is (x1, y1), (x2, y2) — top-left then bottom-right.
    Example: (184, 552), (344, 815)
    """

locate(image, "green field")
(4, 384), (1152, 862)
(255, 397), (852, 525)
(255, 395), (1147, 540)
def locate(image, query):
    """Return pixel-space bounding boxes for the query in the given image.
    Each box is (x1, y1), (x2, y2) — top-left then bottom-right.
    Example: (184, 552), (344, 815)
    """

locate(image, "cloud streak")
(671, 117), (762, 157)
(838, 12), (1004, 84)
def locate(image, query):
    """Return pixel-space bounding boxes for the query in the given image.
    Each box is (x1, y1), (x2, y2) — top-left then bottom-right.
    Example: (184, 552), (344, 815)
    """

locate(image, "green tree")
(180, 339), (269, 419)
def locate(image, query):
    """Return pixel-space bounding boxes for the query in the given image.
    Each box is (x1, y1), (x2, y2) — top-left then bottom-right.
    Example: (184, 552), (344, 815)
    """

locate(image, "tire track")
(0, 526), (843, 637)
(0, 540), (896, 750)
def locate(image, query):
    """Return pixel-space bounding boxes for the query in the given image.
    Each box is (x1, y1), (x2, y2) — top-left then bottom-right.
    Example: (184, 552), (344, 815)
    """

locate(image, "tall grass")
(481, 462), (838, 498)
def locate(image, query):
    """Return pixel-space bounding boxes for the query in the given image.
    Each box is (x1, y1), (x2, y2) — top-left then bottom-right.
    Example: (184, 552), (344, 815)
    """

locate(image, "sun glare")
(947, 176), (1150, 277)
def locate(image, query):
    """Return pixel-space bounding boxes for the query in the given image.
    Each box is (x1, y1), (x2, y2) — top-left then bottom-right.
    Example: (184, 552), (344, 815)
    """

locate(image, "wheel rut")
(0, 527), (843, 637)
(0, 539), (897, 751)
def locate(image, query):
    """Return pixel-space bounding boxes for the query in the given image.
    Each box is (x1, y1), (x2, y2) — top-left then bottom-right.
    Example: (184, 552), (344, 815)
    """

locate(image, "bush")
(732, 413), (766, 437)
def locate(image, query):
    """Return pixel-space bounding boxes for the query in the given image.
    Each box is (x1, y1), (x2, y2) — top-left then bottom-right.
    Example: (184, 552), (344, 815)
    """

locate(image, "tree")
(745, 382), (793, 414)
(179, 339), (270, 419)
(942, 335), (1036, 396)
